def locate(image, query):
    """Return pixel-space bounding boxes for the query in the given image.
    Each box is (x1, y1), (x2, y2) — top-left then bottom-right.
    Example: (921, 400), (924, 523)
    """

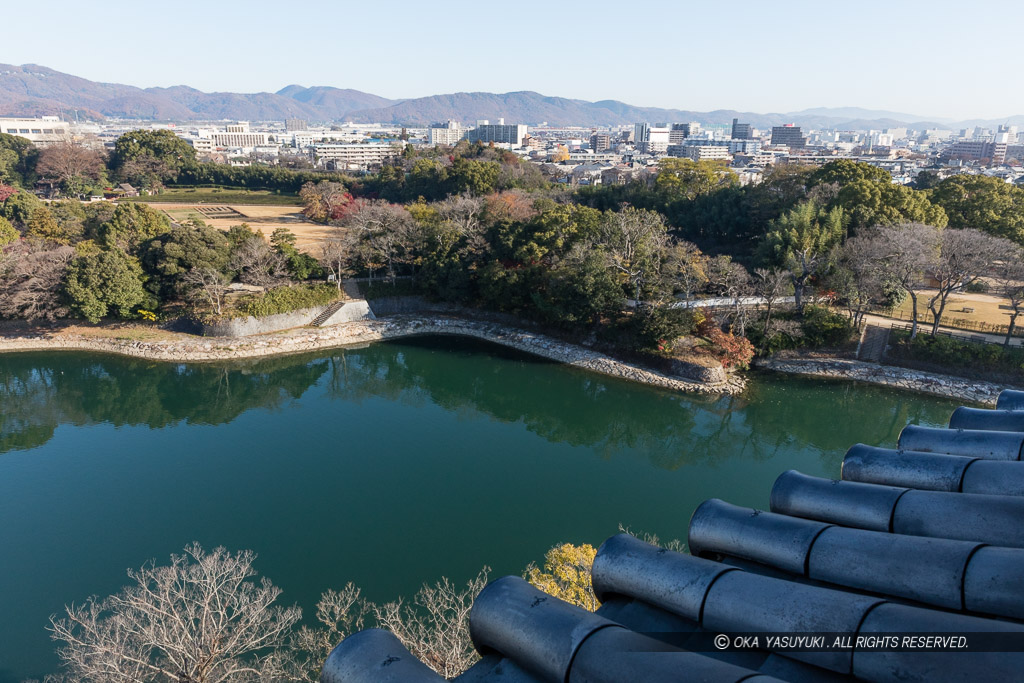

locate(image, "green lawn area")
(123, 186), (302, 206)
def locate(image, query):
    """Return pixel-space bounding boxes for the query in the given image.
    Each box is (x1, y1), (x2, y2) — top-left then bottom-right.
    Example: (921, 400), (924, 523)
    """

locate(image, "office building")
(286, 119), (308, 132)
(0, 116), (70, 145)
(771, 125), (806, 148)
(210, 122), (268, 148)
(942, 141), (1007, 164)
(634, 123), (671, 154)
(669, 123), (691, 145)
(731, 118), (752, 140)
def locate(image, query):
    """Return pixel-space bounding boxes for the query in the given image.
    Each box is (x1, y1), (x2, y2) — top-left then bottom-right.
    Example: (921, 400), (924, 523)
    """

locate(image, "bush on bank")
(236, 284), (341, 318)
(888, 329), (1024, 383)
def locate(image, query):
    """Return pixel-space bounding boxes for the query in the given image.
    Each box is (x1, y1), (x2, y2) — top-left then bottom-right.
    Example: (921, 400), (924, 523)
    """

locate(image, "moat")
(0, 336), (961, 681)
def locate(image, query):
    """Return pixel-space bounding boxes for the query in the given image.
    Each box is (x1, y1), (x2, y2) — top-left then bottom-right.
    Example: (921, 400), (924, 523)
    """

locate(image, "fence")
(870, 306), (1024, 339)
(888, 322), (1021, 348)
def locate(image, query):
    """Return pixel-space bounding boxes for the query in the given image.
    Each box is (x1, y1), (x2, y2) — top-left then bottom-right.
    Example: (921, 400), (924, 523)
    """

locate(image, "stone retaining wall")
(0, 316), (743, 396)
(198, 306), (323, 337)
(757, 357), (1005, 406)
(319, 300), (376, 325)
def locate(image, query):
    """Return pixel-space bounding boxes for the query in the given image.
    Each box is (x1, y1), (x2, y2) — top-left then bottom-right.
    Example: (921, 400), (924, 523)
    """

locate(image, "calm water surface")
(0, 337), (960, 681)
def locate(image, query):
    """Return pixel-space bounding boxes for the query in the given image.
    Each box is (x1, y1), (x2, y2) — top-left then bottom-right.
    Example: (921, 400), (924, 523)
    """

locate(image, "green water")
(0, 337), (960, 681)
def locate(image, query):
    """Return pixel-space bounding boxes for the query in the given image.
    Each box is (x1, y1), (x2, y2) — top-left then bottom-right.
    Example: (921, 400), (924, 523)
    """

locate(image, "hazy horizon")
(5, 0), (1023, 120)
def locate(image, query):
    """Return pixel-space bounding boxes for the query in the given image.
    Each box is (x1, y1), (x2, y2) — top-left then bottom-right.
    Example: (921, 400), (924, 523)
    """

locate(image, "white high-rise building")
(428, 120), (466, 145)
(466, 123), (528, 147)
(634, 122), (671, 154)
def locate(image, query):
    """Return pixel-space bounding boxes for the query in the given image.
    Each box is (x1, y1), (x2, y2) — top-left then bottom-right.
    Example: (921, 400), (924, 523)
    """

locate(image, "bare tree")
(436, 194), (488, 258)
(437, 194), (485, 235)
(36, 140), (105, 196)
(291, 584), (369, 681)
(49, 544), (301, 683)
(343, 200), (417, 282)
(924, 228), (1008, 335)
(708, 255), (752, 336)
(753, 268), (793, 352)
(661, 238), (708, 302)
(230, 236), (287, 288)
(0, 241), (74, 321)
(872, 223), (941, 339)
(183, 267), (231, 315)
(828, 235), (887, 330)
(599, 206), (669, 305)
(992, 249), (1024, 346)
(318, 238), (355, 292)
(372, 568), (490, 679)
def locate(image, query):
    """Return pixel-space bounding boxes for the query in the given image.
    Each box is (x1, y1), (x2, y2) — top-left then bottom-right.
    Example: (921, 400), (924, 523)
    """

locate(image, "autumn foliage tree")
(525, 543), (599, 611)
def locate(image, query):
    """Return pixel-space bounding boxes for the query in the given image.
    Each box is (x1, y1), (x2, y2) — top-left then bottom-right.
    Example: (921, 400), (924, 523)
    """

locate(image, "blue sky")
(5, 0), (1022, 120)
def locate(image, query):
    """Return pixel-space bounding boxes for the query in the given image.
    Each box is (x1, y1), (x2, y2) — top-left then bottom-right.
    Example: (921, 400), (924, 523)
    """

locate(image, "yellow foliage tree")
(524, 542), (599, 611)
(552, 145), (570, 163)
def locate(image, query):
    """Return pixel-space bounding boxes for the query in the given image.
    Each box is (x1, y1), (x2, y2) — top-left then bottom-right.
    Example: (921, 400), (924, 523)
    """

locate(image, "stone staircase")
(310, 300), (347, 327)
(857, 324), (890, 362)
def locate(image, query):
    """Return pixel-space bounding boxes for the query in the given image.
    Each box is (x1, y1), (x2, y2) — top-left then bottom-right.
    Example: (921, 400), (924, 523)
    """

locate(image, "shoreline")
(0, 316), (745, 396)
(756, 357), (1007, 407)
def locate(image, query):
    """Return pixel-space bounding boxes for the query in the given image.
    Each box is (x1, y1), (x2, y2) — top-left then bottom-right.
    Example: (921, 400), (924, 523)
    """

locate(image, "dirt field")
(888, 288), (1016, 329)
(142, 203), (337, 253)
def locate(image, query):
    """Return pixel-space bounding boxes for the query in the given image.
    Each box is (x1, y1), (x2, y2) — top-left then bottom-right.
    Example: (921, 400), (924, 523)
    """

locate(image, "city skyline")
(5, 0), (1024, 121)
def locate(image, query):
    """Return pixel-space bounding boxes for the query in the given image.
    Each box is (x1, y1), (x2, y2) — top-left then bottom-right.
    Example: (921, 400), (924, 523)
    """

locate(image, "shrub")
(704, 327), (755, 369)
(236, 284), (340, 318)
(890, 331), (1024, 379)
(965, 280), (990, 294)
(799, 305), (855, 347)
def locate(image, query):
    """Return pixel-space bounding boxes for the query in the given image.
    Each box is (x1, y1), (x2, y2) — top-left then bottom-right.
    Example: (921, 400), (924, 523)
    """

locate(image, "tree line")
(3, 129), (1024, 358)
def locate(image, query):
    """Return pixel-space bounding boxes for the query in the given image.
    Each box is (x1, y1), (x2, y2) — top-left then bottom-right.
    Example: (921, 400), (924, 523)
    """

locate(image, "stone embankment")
(757, 357), (1006, 406)
(0, 316), (744, 395)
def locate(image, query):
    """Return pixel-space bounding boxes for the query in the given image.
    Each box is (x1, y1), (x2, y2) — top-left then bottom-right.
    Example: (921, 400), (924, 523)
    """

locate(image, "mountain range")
(1, 64), (1022, 131)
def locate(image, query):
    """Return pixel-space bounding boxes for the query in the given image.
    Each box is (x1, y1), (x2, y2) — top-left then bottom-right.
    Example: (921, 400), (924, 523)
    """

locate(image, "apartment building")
(466, 123), (528, 147)
(312, 142), (403, 170)
(428, 120), (466, 145)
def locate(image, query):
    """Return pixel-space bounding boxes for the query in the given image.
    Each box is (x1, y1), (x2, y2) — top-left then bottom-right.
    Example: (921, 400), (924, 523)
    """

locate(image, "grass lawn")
(123, 187), (302, 206)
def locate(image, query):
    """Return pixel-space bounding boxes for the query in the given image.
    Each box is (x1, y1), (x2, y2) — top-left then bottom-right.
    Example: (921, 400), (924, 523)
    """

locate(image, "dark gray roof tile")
(898, 424), (1024, 460)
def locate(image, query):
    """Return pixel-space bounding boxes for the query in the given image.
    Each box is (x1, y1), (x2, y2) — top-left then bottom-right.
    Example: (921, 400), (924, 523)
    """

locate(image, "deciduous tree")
(993, 251), (1024, 346)
(924, 228), (1007, 335)
(599, 206), (668, 304)
(183, 267), (231, 315)
(49, 543), (301, 683)
(36, 140), (106, 197)
(870, 223), (941, 339)
(0, 240), (74, 320)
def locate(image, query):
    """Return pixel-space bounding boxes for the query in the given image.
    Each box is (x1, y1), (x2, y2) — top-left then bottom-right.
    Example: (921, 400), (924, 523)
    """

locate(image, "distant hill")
(0, 64), (395, 122)
(0, 64), (1020, 130)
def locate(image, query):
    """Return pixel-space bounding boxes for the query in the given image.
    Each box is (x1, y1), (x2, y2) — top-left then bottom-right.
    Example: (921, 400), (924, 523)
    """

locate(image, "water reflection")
(1, 339), (958, 470)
